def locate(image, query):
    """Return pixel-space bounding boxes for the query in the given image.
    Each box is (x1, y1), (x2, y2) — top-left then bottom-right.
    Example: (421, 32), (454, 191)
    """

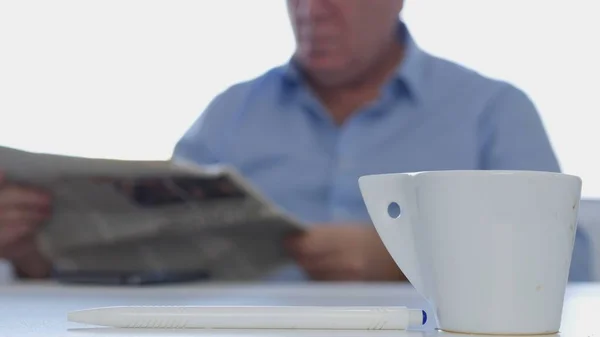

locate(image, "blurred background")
(1, 0), (597, 193)
(1, 0), (599, 277)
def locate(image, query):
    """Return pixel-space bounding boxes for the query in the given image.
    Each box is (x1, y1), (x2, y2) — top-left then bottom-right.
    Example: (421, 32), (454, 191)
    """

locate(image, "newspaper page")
(0, 145), (306, 280)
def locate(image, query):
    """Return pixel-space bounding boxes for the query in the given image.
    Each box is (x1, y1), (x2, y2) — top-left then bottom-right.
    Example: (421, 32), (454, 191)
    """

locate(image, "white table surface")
(0, 281), (598, 337)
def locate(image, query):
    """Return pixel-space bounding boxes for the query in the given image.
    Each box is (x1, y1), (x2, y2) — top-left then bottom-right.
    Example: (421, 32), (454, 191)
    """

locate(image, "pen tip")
(409, 308), (426, 326)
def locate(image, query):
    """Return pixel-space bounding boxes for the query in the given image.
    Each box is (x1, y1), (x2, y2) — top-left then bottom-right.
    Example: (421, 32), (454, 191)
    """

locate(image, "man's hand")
(284, 224), (405, 281)
(0, 172), (52, 278)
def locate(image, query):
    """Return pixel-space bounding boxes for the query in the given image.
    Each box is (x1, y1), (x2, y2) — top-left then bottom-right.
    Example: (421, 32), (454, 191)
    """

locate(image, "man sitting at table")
(0, 0), (591, 282)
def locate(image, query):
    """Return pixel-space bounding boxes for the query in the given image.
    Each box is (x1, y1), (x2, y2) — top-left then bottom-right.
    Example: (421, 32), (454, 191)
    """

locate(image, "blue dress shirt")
(173, 22), (590, 282)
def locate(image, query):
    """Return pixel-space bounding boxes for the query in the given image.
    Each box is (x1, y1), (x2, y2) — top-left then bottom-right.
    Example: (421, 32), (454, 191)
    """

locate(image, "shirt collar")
(279, 20), (428, 102)
(393, 22), (427, 102)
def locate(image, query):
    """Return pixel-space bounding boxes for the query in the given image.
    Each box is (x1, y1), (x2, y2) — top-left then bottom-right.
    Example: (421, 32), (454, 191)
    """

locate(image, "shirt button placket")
(330, 124), (352, 221)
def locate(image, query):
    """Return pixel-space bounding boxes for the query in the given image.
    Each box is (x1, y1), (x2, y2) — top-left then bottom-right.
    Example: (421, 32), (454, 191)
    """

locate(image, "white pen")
(68, 305), (427, 330)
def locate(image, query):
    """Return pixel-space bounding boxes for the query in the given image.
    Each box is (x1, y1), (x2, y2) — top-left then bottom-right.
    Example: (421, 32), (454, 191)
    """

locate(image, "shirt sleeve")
(478, 84), (561, 172)
(171, 115), (220, 165)
(171, 91), (232, 165)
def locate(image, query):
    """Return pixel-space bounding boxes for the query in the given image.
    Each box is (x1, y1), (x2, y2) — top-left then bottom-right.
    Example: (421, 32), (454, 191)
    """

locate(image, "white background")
(1, 0), (598, 197)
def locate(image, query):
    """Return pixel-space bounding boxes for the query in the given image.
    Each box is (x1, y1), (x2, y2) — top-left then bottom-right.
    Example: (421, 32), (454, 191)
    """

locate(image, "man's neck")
(307, 39), (405, 125)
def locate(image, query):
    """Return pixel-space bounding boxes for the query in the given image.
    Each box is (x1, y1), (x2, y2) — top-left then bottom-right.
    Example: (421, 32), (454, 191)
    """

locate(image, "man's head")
(287, 0), (404, 87)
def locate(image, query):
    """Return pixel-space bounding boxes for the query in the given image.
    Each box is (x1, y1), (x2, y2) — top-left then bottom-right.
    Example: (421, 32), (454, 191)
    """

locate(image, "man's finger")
(285, 225), (348, 256)
(6, 237), (51, 278)
(0, 184), (51, 207)
(0, 223), (32, 248)
(0, 207), (50, 225)
(0, 232), (34, 259)
(301, 258), (347, 281)
(284, 233), (333, 259)
(304, 264), (360, 281)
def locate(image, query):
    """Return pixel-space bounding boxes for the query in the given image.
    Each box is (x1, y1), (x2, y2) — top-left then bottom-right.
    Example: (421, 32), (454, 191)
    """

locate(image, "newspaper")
(0, 145), (306, 280)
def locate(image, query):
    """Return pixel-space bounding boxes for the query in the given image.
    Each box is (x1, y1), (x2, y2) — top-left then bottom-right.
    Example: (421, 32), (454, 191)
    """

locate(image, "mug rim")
(360, 170), (581, 182)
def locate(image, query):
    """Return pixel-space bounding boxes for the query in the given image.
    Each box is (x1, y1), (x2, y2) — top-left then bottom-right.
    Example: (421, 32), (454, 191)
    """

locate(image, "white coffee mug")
(358, 170), (582, 335)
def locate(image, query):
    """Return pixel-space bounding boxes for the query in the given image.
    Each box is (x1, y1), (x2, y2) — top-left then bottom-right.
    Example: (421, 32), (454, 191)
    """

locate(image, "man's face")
(287, 0), (403, 75)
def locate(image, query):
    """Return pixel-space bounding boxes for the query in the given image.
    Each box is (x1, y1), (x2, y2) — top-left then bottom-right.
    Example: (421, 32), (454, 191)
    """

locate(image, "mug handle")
(358, 173), (429, 299)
